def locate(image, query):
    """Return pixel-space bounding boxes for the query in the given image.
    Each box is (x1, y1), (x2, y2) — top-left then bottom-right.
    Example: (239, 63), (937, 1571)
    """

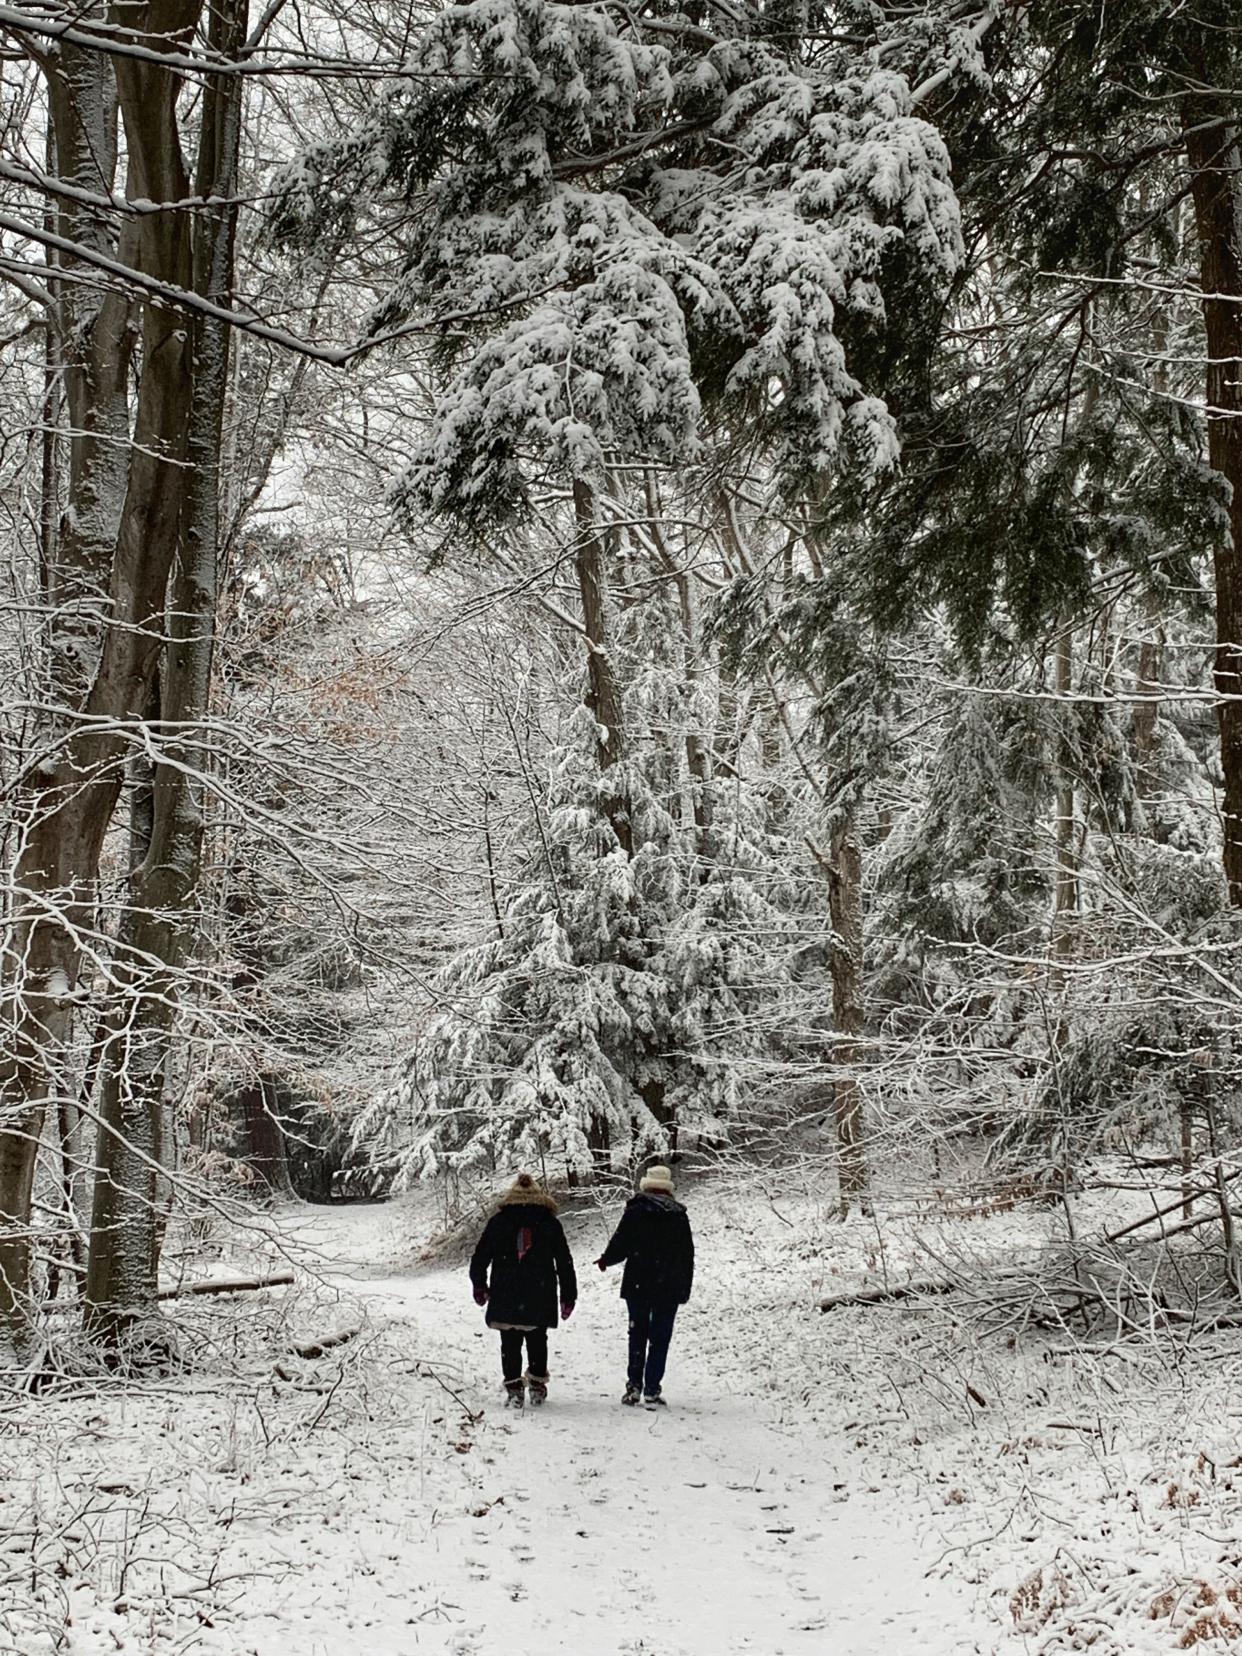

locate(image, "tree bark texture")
(827, 812), (870, 1217)
(1051, 629), (1077, 957)
(1183, 104), (1242, 904)
(1132, 624), (1163, 799)
(0, 10), (135, 1353)
(43, 25), (134, 697)
(644, 472), (715, 863)
(572, 480), (631, 855)
(236, 1079), (295, 1199)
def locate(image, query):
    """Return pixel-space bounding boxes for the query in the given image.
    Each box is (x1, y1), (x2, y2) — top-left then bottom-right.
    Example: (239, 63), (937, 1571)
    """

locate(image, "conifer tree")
(276, 0), (965, 1176)
(847, 0), (1238, 898)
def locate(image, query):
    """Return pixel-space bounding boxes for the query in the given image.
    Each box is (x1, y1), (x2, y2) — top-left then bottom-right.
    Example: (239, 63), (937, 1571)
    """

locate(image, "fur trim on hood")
(497, 1172), (558, 1213)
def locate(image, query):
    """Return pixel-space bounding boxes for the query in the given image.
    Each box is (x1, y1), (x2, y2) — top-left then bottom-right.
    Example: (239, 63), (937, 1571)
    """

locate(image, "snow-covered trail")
(249, 1198), (992, 1656)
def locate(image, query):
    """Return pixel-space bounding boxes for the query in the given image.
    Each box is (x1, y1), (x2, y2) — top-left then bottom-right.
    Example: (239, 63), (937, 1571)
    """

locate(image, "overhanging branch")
(0, 210), (557, 363)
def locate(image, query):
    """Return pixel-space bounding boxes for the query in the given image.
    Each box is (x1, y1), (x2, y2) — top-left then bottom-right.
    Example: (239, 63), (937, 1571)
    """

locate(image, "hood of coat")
(497, 1184), (558, 1214)
(631, 1191), (683, 1215)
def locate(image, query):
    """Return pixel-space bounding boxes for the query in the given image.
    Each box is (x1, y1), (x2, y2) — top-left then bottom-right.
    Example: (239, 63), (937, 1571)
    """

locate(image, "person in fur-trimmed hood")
(469, 1173), (577, 1408)
(596, 1164), (694, 1409)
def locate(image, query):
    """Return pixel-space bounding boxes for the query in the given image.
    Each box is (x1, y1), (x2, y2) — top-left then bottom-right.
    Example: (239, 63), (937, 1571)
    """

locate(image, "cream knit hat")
(640, 1164), (675, 1194)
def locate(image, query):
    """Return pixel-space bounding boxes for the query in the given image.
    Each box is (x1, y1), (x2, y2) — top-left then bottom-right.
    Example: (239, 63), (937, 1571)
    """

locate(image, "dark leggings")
(500, 1326), (548, 1381)
(626, 1299), (678, 1395)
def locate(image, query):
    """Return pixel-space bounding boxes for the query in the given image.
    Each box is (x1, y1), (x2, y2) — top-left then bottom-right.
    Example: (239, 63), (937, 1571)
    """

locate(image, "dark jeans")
(626, 1298), (678, 1396)
(499, 1326), (548, 1382)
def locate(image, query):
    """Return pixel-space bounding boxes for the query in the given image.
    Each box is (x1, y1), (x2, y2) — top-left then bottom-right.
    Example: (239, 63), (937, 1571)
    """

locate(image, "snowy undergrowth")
(1, 1223), (485, 1656)
(5, 1176), (1242, 1654)
(8, 1373), (484, 1656)
(689, 1171), (1242, 1654)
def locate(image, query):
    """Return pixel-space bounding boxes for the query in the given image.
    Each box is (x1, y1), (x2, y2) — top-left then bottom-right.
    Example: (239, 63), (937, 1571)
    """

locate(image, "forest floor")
(7, 1172), (1242, 1655)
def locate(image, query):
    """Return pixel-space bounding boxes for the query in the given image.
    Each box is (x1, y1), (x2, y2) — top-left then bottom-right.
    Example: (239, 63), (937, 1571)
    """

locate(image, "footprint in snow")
(445, 1633), (482, 1656)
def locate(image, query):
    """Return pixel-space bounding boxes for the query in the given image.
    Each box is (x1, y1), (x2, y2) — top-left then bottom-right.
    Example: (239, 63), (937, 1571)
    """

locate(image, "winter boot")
(644, 1390), (667, 1410)
(622, 1383), (641, 1406)
(527, 1373), (549, 1407)
(504, 1377), (525, 1409)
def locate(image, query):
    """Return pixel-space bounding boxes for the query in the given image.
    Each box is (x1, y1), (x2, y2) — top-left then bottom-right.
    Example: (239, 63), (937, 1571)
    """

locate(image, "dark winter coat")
(599, 1192), (694, 1305)
(469, 1188), (577, 1330)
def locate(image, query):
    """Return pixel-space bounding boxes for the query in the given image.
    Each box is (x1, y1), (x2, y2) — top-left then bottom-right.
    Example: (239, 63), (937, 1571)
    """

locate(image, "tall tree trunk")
(235, 1079), (295, 1197)
(1183, 103), (1242, 903)
(43, 21), (133, 688)
(0, 1), (204, 1352)
(1051, 628), (1077, 956)
(826, 810), (870, 1218)
(1132, 607), (1164, 816)
(85, 0), (247, 1347)
(573, 481), (657, 1148)
(759, 683), (789, 826)
(572, 480), (631, 855)
(84, 685), (165, 1340)
(0, 18), (130, 1353)
(1132, 207), (1171, 819)
(644, 472), (715, 863)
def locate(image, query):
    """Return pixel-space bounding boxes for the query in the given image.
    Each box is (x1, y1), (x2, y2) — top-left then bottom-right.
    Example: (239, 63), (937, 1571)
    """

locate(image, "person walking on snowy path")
(470, 1172), (577, 1408)
(596, 1165), (694, 1409)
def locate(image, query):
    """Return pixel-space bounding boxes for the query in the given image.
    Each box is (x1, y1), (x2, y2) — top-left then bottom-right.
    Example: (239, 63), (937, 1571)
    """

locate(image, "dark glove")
(561, 1301), (575, 1320)
(596, 1258), (607, 1272)
(473, 1287), (488, 1306)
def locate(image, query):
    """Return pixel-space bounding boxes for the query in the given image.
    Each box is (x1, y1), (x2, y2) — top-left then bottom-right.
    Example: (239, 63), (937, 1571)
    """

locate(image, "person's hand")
(596, 1258), (607, 1272)
(473, 1286), (488, 1306)
(561, 1301), (575, 1320)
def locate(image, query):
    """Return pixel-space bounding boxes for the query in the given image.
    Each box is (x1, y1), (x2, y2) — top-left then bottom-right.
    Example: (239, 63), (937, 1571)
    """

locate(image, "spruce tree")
(275, 0), (967, 1176)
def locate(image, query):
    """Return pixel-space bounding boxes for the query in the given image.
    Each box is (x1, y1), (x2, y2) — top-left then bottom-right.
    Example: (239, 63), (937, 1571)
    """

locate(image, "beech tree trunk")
(82, 681), (161, 1337)
(85, 0), (248, 1346)
(0, 17), (132, 1350)
(1183, 103), (1242, 904)
(0, 0), (216, 1352)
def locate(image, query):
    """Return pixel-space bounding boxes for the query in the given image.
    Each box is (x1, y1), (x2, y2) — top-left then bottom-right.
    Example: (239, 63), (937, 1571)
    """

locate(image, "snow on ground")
(299, 1195), (986, 1656)
(6, 1175), (1242, 1655)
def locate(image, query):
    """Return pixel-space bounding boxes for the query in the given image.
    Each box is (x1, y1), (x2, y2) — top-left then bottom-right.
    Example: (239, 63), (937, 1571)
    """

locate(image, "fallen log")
(158, 1270), (294, 1301)
(288, 1325), (362, 1360)
(819, 1279), (955, 1312)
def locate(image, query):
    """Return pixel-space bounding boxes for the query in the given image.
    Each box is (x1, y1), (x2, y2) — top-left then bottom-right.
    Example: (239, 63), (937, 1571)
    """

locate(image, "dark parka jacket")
(469, 1185), (577, 1330)
(599, 1192), (694, 1305)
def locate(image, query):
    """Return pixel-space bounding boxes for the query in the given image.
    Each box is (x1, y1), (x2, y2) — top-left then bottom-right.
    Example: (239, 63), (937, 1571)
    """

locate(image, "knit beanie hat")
(640, 1165), (675, 1194)
(500, 1170), (557, 1211)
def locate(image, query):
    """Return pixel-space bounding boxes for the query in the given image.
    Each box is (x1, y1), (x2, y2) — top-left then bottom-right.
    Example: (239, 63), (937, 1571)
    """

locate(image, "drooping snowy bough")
(274, 0), (962, 527)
